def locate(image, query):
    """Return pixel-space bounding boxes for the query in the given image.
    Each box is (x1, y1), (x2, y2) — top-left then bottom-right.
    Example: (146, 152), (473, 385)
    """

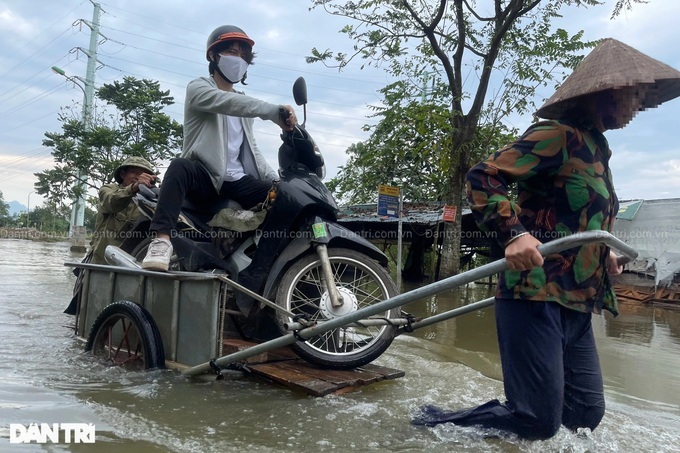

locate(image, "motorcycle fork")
(311, 222), (343, 308)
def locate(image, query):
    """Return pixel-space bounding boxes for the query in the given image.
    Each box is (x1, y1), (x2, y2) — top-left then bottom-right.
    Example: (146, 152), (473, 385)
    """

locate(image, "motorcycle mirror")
(293, 77), (308, 128)
(292, 77), (307, 106)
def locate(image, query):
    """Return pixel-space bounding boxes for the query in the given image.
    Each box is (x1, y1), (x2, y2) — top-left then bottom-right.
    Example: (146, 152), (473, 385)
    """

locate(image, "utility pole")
(69, 1), (102, 252)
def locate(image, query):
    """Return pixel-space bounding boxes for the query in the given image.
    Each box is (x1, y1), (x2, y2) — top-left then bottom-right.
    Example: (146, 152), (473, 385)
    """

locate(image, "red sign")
(443, 205), (456, 223)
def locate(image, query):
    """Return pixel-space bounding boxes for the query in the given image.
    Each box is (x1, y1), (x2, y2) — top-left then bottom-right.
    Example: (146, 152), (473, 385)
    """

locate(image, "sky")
(1, 0), (679, 210)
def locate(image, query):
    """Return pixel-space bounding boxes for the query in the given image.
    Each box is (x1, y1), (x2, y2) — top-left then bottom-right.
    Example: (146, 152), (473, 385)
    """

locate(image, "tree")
(612, 0), (648, 18)
(24, 202), (71, 234)
(328, 79), (518, 205)
(310, 0), (604, 276)
(0, 190), (10, 226)
(36, 77), (182, 212)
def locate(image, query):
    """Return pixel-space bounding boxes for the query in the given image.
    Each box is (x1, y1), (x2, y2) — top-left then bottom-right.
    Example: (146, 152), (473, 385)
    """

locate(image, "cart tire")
(85, 300), (165, 370)
(275, 248), (399, 369)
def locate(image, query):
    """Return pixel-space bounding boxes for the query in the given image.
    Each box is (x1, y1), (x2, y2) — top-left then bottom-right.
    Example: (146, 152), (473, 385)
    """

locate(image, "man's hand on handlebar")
(131, 172), (157, 194)
(278, 105), (297, 132)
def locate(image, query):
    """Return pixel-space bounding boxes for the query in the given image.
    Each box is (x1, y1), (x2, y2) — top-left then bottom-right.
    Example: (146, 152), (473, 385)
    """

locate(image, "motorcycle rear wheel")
(275, 248), (399, 369)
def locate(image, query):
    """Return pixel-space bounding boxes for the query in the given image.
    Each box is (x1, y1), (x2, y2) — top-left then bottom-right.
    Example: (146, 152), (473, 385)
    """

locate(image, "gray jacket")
(181, 76), (280, 191)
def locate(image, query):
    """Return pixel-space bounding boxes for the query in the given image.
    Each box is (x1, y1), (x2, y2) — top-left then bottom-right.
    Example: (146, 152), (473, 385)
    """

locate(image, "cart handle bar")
(182, 230), (636, 376)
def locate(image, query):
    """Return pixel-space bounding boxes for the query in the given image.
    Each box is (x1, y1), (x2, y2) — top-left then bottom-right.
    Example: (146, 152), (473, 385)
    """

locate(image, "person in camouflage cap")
(413, 39), (680, 439)
(90, 156), (157, 264)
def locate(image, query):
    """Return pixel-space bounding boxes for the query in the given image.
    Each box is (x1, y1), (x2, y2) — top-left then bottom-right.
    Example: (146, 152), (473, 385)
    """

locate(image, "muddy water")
(0, 238), (678, 452)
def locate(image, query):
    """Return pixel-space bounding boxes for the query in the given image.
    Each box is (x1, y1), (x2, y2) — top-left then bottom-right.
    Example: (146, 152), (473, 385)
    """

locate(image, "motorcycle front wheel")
(275, 248), (399, 369)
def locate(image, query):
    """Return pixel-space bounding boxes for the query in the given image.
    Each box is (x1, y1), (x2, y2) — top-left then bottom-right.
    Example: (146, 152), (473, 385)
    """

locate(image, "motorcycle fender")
(262, 222), (388, 300)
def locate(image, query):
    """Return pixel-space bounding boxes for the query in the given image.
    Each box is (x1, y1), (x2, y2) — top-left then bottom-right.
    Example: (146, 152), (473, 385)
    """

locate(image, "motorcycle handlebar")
(279, 106), (291, 124)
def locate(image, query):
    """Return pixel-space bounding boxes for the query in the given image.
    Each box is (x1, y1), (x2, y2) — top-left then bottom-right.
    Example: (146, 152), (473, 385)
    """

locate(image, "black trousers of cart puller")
(413, 298), (605, 440)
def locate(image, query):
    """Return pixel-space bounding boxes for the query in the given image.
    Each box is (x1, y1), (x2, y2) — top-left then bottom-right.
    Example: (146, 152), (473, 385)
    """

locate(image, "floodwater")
(1, 238), (679, 452)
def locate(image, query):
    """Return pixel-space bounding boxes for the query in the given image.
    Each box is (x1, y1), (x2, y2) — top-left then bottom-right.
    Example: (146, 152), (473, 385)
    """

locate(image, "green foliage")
(0, 190), (8, 218)
(25, 201), (71, 233)
(328, 79), (518, 205)
(328, 81), (452, 204)
(35, 76), (183, 210)
(0, 190), (11, 227)
(309, 0), (601, 176)
(611, 0), (649, 18)
(310, 0), (609, 275)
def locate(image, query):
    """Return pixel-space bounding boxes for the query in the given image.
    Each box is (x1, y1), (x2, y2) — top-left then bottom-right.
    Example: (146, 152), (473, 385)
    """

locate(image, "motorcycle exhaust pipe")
(104, 245), (141, 269)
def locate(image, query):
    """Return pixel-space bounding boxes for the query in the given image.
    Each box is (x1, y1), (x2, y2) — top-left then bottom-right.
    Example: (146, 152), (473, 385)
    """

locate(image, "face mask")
(217, 55), (248, 83)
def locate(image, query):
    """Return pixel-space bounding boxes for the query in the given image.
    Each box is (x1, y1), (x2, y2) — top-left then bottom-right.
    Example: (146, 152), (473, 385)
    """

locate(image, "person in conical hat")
(413, 39), (680, 439)
(536, 38), (680, 125)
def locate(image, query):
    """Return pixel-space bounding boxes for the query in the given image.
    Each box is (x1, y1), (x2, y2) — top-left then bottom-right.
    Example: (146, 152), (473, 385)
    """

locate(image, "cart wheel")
(85, 300), (165, 370)
(275, 248), (399, 369)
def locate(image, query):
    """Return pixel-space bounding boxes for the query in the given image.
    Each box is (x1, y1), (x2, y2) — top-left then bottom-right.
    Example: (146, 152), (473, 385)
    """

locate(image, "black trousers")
(413, 298), (605, 440)
(150, 158), (271, 235)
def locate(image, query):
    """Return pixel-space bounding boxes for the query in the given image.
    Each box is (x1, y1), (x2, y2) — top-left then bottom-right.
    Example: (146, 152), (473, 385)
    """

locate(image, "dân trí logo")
(9, 423), (95, 444)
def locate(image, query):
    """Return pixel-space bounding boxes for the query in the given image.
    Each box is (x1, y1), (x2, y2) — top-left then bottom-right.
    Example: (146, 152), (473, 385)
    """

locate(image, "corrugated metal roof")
(614, 198), (680, 285)
(616, 199), (644, 220)
(338, 202), (471, 225)
(339, 198), (680, 285)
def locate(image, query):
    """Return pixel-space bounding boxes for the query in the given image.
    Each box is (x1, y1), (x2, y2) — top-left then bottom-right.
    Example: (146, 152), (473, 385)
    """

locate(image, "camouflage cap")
(114, 156), (155, 184)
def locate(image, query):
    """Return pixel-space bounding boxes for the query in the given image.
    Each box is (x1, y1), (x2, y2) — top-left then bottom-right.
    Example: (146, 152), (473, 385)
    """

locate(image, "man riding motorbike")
(141, 25), (297, 273)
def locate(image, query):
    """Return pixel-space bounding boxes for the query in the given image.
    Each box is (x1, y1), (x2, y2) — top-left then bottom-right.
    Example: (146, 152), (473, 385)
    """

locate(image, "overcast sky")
(1, 0), (678, 209)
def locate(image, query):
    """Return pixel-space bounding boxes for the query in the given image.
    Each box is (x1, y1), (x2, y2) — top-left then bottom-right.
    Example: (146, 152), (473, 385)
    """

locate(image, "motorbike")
(116, 77), (402, 369)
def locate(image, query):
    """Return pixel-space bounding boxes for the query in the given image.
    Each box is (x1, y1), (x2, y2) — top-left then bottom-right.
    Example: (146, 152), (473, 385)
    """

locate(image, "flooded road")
(1, 238), (679, 452)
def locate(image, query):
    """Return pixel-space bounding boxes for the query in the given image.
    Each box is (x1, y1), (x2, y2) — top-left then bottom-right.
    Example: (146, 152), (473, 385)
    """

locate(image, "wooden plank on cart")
(249, 362), (340, 396)
(248, 360), (404, 397)
(223, 339), (404, 396)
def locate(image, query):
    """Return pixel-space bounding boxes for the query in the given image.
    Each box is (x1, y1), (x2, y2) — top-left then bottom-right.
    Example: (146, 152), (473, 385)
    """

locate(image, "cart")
(66, 231), (637, 396)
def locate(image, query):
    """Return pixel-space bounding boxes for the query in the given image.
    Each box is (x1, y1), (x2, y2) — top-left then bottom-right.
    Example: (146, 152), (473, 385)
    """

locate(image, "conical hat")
(536, 38), (680, 119)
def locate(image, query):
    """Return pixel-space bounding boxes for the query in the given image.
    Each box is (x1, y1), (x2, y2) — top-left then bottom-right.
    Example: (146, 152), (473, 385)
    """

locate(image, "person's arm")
(97, 184), (135, 215)
(466, 121), (567, 270)
(187, 78), (280, 122)
(187, 78), (297, 131)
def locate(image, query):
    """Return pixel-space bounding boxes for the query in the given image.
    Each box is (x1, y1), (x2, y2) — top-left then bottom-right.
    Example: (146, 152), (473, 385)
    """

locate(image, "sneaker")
(141, 238), (173, 271)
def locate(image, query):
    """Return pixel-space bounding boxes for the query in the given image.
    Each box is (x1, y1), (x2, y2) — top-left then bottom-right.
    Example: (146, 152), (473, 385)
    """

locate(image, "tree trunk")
(437, 117), (475, 278)
(438, 170), (464, 277)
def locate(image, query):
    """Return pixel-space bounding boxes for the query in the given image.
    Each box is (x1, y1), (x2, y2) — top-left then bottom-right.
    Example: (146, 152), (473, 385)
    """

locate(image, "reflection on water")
(403, 283), (502, 381)
(596, 303), (680, 413)
(404, 280), (680, 413)
(1, 238), (679, 452)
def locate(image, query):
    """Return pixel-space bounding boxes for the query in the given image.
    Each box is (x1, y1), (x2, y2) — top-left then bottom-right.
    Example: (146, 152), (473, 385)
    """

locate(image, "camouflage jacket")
(466, 120), (619, 315)
(90, 183), (140, 264)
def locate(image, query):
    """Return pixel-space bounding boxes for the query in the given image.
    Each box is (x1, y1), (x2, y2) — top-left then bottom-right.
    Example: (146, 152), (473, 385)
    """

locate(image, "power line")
(0, 0), (86, 80)
(2, 2), (392, 194)
(0, 28), (74, 101)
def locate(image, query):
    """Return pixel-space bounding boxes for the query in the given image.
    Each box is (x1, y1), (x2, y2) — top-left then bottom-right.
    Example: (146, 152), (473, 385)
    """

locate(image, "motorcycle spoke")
(290, 276), (324, 321)
(278, 250), (398, 362)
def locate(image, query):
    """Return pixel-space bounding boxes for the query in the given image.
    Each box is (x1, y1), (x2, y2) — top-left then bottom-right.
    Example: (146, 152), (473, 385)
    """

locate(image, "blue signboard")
(377, 185), (400, 218)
